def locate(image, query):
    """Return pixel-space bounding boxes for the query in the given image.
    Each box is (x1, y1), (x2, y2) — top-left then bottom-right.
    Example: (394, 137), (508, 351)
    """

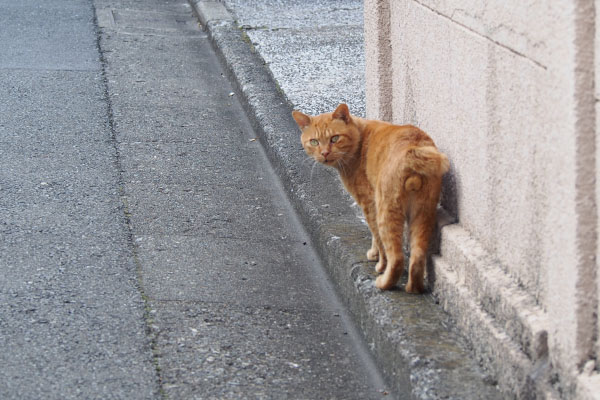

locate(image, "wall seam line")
(410, 0), (548, 70)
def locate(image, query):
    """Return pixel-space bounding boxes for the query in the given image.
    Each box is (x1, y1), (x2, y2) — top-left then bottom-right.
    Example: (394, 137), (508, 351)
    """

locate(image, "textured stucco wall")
(595, 0), (600, 372)
(365, 0), (599, 398)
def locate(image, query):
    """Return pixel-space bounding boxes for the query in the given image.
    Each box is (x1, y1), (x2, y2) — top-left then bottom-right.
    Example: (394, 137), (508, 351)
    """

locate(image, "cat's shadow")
(440, 164), (459, 221)
(426, 167), (459, 291)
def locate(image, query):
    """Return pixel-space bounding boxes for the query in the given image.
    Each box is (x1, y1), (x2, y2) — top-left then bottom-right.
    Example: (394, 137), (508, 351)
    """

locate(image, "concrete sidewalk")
(191, 1), (505, 399)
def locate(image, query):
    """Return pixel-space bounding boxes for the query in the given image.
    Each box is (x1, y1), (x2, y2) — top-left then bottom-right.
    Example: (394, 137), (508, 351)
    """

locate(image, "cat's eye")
(331, 135), (340, 143)
(309, 139), (319, 146)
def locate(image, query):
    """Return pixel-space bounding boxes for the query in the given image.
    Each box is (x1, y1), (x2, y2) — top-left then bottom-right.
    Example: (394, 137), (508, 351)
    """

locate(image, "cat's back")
(363, 121), (436, 160)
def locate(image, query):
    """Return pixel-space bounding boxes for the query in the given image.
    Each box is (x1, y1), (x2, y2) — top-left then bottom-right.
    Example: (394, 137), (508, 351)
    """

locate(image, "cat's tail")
(402, 146), (449, 191)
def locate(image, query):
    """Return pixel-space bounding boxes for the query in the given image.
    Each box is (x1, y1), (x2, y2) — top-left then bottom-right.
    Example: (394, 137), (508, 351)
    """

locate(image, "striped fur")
(293, 104), (449, 292)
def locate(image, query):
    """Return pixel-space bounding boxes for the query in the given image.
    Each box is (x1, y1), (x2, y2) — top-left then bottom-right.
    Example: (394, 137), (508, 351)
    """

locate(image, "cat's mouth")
(320, 154), (340, 165)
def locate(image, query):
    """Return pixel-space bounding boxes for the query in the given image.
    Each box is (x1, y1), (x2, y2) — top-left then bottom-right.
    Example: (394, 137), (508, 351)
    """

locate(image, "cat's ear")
(292, 110), (312, 130)
(332, 103), (351, 124)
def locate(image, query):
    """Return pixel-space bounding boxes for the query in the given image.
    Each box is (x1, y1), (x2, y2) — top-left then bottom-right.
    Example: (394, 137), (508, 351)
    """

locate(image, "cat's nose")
(321, 150), (330, 158)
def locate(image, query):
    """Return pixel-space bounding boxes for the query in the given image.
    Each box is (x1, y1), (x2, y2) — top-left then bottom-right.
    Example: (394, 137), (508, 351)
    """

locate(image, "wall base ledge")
(431, 220), (561, 398)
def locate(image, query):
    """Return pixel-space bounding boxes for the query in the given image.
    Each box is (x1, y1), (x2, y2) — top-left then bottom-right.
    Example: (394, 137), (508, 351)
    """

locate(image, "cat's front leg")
(366, 237), (379, 261)
(371, 237), (387, 274)
(362, 202), (386, 272)
(374, 255), (387, 274)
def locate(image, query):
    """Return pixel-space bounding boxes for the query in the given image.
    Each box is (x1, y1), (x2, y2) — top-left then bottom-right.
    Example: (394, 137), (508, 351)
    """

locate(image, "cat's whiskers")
(329, 150), (354, 176)
(300, 156), (317, 167)
(336, 158), (349, 176)
(309, 158), (319, 183)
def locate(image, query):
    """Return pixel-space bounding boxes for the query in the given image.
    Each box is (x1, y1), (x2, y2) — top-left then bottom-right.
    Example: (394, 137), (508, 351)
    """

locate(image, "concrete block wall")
(365, 0), (600, 398)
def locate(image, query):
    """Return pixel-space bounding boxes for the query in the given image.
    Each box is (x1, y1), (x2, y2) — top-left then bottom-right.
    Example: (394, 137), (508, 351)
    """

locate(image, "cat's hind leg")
(405, 210), (434, 293)
(374, 191), (406, 290)
(405, 179), (441, 293)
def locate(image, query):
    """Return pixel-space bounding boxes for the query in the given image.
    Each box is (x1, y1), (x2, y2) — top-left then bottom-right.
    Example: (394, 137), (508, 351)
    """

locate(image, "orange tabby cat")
(292, 104), (449, 293)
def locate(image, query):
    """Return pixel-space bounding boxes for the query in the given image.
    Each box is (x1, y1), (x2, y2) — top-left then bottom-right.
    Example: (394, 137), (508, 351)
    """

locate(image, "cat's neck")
(356, 116), (394, 130)
(334, 115), (392, 178)
(351, 116), (369, 132)
(351, 116), (392, 137)
(333, 115), (370, 179)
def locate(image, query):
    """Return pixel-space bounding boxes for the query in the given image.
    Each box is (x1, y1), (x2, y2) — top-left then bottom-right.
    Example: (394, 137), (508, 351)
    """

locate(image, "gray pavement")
(1, 0), (390, 398)
(0, 0), (158, 398)
(223, 0), (366, 117)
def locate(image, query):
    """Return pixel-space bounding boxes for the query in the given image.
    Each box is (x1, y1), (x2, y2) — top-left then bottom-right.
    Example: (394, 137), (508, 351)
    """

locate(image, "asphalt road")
(0, 0), (389, 398)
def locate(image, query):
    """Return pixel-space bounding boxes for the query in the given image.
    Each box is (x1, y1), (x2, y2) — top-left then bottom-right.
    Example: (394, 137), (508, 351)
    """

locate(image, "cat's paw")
(375, 260), (386, 273)
(366, 247), (379, 261)
(375, 274), (396, 290)
(405, 280), (425, 294)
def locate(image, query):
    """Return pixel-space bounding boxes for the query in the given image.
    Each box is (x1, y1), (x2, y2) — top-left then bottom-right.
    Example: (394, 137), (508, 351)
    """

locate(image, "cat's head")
(292, 103), (360, 167)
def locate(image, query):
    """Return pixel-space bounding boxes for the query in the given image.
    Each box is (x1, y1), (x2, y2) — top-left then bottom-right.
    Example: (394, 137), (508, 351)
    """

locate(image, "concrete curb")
(189, 1), (504, 399)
